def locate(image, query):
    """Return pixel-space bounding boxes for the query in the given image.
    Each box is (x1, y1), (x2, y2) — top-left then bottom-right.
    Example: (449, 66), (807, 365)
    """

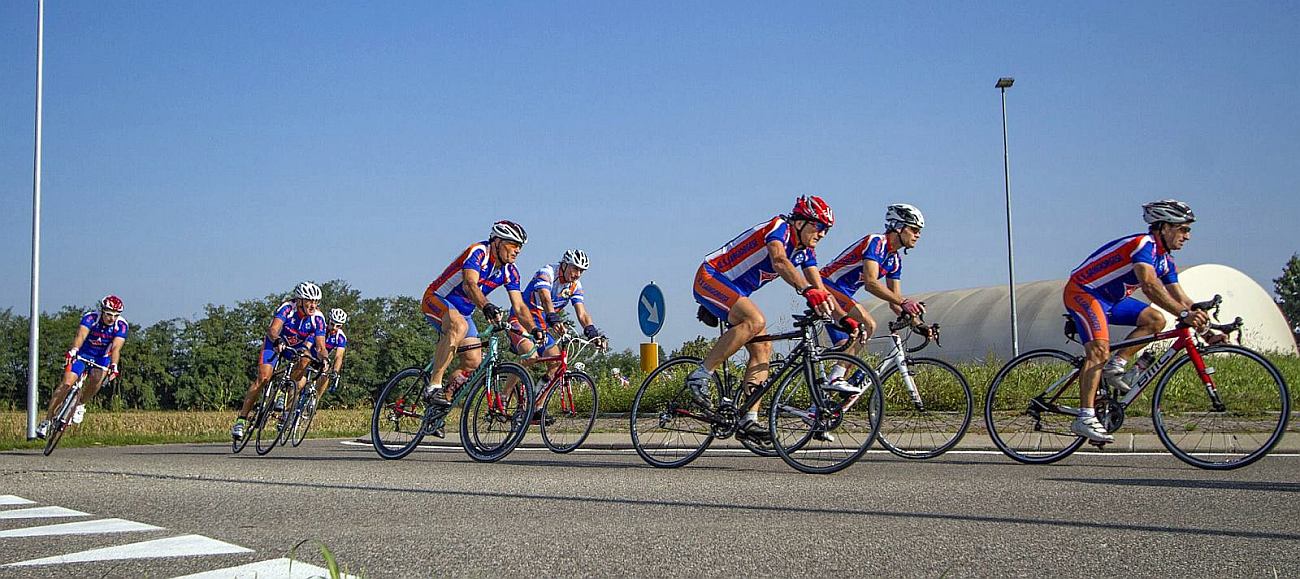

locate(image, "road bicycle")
(985, 295), (1290, 470)
(283, 367), (338, 448)
(523, 330), (607, 453)
(253, 346), (322, 455)
(371, 320), (535, 463)
(630, 309), (883, 474)
(42, 356), (112, 456)
(848, 313), (973, 459)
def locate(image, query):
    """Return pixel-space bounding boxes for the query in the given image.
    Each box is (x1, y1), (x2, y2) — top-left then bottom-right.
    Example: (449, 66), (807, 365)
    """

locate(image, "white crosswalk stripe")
(175, 557), (358, 579)
(0, 495), (37, 506)
(4, 534), (253, 567)
(0, 506), (88, 519)
(0, 518), (162, 538)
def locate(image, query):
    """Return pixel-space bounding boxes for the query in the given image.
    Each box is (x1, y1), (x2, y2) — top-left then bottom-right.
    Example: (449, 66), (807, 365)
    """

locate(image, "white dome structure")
(860, 264), (1297, 362)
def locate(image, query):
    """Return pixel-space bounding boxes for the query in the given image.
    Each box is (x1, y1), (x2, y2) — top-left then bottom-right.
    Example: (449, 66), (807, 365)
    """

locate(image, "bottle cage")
(1062, 314), (1081, 344)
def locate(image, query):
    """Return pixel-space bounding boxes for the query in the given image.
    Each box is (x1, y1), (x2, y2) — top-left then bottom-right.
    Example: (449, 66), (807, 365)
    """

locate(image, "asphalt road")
(3, 438), (1299, 577)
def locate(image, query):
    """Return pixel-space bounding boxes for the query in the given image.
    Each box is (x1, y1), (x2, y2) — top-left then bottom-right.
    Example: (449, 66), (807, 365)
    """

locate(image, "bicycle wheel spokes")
(984, 349), (1086, 464)
(877, 358), (973, 459)
(541, 371), (599, 453)
(771, 353), (881, 474)
(291, 394), (318, 447)
(1153, 345), (1290, 470)
(630, 356), (715, 468)
(461, 363), (533, 462)
(371, 368), (432, 460)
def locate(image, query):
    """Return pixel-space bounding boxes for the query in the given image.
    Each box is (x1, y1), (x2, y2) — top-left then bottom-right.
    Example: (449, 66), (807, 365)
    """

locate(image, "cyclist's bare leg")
(1079, 339), (1110, 410)
(77, 369), (108, 403)
(702, 298), (765, 373)
(835, 304), (876, 372)
(742, 339), (772, 413)
(431, 312), (469, 385)
(1112, 306), (1165, 363)
(238, 362), (275, 417)
(44, 368), (81, 418)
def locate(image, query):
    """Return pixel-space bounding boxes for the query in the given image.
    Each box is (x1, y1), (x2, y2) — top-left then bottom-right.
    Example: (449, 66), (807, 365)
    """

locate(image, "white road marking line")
(0, 496), (36, 506)
(0, 506), (88, 520)
(0, 518), (163, 538)
(4, 534), (252, 567)
(338, 440), (1300, 458)
(174, 557), (358, 579)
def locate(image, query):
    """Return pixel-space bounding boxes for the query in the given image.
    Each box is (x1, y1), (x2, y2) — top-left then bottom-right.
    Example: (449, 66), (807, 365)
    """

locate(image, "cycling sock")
(1078, 408), (1096, 419)
(1104, 357), (1127, 373)
(745, 411), (758, 423)
(689, 365), (710, 379)
(827, 366), (847, 382)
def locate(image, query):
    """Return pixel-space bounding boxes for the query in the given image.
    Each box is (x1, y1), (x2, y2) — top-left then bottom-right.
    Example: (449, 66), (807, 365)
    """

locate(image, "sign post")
(637, 282), (665, 373)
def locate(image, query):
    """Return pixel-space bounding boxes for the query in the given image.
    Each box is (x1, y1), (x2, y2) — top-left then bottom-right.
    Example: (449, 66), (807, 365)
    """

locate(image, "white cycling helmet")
(885, 203), (925, 231)
(561, 249), (590, 270)
(489, 220), (528, 245)
(1142, 199), (1196, 225)
(293, 281), (322, 301)
(328, 308), (348, 324)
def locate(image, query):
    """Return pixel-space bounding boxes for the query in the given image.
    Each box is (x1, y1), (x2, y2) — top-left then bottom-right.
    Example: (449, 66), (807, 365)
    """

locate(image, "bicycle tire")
(629, 356), (717, 468)
(370, 367), (432, 460)
(540, 370), (599, 453)
(984, 349), (1087, 464)
(460, 362), (534, 462)
(232, 381), (272, 454)
(770, 352), (882, 474)
(1152, 344), (1290, 470)
(43, 386), (80, 457)
(254, 380), (292, 455)
(876, 357), (973, 459)
(291, 393), (319, 447)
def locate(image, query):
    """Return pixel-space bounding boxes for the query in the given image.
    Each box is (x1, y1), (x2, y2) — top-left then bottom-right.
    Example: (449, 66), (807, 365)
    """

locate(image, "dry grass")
(0, 409), (371, 450)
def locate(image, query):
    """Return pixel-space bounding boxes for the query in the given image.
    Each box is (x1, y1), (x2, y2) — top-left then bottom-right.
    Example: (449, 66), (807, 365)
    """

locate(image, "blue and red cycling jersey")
(422, 241), (522, 317)
(1068, 233), (1178, 302)
(75, 312), (129, 359)
(819, 233), (901, 296)
(522, 263), (585, 314)
(272, 301), (328, 349)
(702, 216), (817, 294)
(312, 327), (348, 358)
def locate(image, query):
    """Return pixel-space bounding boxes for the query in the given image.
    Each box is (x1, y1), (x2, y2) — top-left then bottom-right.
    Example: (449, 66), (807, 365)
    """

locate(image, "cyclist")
(35, 295), (128, 438)
(818, 203), (930, 392)
(420, 220), (544, 410)
(688, 195), (860, 440)
(1064, 199), (1210, 443)
(509, 249), (607, 378)
(301, 307), (349, 404)
(231, 282), (329, 441)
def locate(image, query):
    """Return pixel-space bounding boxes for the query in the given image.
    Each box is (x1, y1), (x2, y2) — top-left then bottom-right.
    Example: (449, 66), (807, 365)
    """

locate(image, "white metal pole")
(1000, 86), (1020, 357)
(27, 0), (45, 440)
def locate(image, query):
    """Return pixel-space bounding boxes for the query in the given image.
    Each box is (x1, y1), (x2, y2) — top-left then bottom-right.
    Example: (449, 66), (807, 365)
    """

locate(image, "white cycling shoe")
(821, 378), (862, 395)
(71, 404), (86, 425)
(1071, 415), (1115, 443)
(35, 420), (50, 439)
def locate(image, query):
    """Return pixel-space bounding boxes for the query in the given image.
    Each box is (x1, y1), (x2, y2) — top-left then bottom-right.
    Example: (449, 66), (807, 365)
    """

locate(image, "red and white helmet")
(99, 295), (124, 314)
(791, 195), (834, 227)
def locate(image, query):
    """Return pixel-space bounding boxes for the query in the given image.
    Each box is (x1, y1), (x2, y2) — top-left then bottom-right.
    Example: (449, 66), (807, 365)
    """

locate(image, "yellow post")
(640, 342), (659, 373)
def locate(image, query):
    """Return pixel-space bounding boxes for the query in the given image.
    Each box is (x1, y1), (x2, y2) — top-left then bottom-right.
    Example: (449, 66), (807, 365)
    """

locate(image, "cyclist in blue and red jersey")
(818, 203), (930, 392)
(688, 195), (860, 440)
(509, 249), (607, 374)
(35, 295), (128, 439)
(420, 220), (544, 409)
(1064, 199), (1210, 443)
(302, 307), (349, 403)
(231, 281), (329, 441)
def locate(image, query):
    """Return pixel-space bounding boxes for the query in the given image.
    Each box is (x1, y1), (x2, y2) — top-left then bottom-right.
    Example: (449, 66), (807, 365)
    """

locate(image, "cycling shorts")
(421, 293), (479, 339)
(1063, 282), (1150, 343)
(693, 263), (749, 323)
(508, 311), (557, 356)
(69, 353), (111, 377)
(260, 337), (311, 366)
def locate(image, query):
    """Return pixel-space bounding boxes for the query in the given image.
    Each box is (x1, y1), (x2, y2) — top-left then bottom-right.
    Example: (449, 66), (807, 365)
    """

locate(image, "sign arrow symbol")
(640, 294), (660, 324)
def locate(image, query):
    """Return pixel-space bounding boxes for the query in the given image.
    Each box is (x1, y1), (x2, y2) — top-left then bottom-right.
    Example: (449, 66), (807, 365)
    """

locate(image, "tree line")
(0, 280), (660, 412)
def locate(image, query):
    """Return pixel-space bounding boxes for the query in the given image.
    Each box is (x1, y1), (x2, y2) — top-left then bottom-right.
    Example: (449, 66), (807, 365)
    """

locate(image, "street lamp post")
(996, 76), (1020, 357)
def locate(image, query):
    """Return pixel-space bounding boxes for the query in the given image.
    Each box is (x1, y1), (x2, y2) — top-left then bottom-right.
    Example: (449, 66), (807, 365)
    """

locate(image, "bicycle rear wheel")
(371, 367), (433, 460)
(984, 349), (1086, 464)
(461, 362), (534, 462)
(1152, 345), (1290, 470)
(876, 357), (973, 459)
(540, 370), (599, 453)
(42, 388), (79, 456)
(770, 353), (882, 474)
(255, 380), (292, 455)
(629, 356), (717, 468)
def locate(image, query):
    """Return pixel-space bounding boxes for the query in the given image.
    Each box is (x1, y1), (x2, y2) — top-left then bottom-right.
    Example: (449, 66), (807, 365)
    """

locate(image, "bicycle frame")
(530, 333), (602, 409)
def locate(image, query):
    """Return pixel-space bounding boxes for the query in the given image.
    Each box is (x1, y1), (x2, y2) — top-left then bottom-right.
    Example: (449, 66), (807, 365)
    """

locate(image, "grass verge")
(0, 409), (370, 451)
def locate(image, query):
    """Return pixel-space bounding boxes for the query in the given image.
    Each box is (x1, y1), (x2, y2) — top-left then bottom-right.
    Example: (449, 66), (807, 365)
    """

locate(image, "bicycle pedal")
(1088, 440), (1109, 449)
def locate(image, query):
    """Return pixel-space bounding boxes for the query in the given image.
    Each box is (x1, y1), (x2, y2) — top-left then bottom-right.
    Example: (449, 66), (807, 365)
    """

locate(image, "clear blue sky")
(2, 2), (1297, 351)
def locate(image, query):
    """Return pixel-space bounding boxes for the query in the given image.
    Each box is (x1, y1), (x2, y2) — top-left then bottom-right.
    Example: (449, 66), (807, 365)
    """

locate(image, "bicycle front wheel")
(876, 357), (973, 459)
(291, 394), (319, 447)
(984, 349), (1086, 464)
(770, 352), (882, 474)
(370, 367), (432, 460)
(541, 370), (599, 453)
(1152, 345), (1290, 470)
(254, 381), (290, 456)
(629, 356), (716, 468)
(461, 362), (534, 462)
